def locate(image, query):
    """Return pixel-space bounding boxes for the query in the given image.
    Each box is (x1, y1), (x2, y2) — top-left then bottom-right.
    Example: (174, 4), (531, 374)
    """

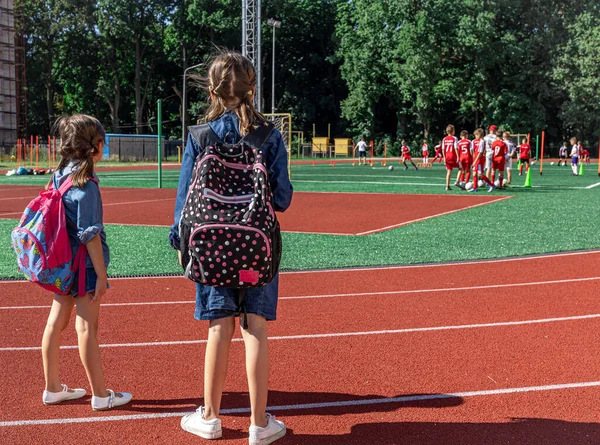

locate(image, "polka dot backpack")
(179, 122), (282, 288)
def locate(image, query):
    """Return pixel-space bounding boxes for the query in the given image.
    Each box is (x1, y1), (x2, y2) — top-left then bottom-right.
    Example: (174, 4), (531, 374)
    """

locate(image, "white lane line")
(2, 313), (599, 352)
(1, 249), (599, 285)
(356, 196), (511, 235)
(3, 276), (599, 310)
(2, 380), (600, 427)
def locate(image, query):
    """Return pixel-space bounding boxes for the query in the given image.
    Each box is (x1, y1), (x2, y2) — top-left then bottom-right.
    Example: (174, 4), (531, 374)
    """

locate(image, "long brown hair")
(50, 114), (106, 188)
(192, 51), (265, 136)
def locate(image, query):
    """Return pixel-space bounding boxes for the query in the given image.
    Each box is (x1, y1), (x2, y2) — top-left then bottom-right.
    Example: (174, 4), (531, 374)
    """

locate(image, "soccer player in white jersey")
(355, 138), (368, 165)
(569, 136), (579, 175)
(503, 131), (516, 185)
(483, 125), (498, 179)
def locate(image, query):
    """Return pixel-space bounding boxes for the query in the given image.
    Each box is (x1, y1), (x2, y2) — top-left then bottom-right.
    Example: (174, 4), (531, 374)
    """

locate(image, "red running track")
(0, 185), (509, 235)
(1, 251), (600, 444)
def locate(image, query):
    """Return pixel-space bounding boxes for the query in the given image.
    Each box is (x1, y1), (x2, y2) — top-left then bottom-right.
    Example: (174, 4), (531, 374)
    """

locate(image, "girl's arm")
(267, 135), (293, 212)
(170, 134), (201, 250)
(87, 234), (107, 300)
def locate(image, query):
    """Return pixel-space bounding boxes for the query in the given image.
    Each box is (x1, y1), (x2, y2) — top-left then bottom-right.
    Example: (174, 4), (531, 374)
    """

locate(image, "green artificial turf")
(2, 161), (598, 193)
(1, 164), (599, 278)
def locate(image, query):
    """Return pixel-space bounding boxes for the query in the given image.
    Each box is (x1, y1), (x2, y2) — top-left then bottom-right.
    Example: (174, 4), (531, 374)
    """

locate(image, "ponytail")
(197, 51), (266, 136)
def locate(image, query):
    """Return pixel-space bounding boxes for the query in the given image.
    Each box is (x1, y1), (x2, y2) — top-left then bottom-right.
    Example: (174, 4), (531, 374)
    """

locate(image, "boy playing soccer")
(470, 128), (493, 192)
(503, 131), (516, 185)
(400, 140), (418, 171)
(518, 137), (531, 175)
(421, 140), (430, 165)
(433, 141), (443, 164)
(484, 125), (498, 179)
(570, 137), (579, 175)
(355, 138), (368, 165)
(456, 130), (473, 187)
(489, 129), (508, 192)
(442, 125), (459, 191)
(559, 142), (568, 166)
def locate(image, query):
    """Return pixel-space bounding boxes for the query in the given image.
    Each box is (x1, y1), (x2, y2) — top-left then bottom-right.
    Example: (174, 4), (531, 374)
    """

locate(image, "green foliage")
(18, 0), (600, 150)
(553, 8), (600, 137)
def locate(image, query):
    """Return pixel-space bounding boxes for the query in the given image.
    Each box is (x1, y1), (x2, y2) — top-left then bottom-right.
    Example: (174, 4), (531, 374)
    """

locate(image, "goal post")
(263, 113), (292, 177)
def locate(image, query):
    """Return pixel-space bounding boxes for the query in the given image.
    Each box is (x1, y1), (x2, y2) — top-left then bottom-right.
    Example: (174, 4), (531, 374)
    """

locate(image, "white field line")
(2, 380), (600, 427)
(356, 196), (511, 235)
(2, 313), (599, 352)
(294, 180), (445, 187)
(1, 249), (599, 285)
(585, 182), (600, 189)
(2, 276), (599, 311)
(293, 173), (441, 180)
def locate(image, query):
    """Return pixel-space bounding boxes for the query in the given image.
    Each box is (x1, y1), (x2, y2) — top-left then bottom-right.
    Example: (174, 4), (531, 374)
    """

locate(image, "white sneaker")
(42, 384), (86, 405)
(91, 389), (132, 411)
(181, 406), (222, 439)
(249, 413), (286, 445)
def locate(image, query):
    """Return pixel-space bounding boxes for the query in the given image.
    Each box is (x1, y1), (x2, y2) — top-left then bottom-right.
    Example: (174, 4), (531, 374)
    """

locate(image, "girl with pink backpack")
(12, 114), (131, 410)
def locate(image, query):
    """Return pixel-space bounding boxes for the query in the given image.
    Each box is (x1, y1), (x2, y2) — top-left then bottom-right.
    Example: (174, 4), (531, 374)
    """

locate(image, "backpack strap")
(240, 122), (274, 152)
(188, 121), (274, 153)
(56, 176), (99, 196)
(188, 124), (222, 152)
(72, 244), (88, 296)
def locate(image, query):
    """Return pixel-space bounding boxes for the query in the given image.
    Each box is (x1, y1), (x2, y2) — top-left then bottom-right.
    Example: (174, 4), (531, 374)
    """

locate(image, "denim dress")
(53, 163), (110, 295)
(170, 111), (293, 321)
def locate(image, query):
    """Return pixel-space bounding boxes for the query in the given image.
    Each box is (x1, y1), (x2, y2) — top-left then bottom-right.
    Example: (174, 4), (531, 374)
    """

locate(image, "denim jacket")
(53, 163), (110, 269)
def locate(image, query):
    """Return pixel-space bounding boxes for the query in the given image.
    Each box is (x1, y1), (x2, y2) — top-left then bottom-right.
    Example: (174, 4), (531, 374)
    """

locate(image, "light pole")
(267, 18), (281, 114)
(182, 62), (204, 147)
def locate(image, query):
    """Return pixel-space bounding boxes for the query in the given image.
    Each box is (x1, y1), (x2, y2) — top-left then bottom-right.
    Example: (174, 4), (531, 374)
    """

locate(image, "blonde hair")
(50, 114), (105, 188)
(194, 51), (265, 136)
(474, 128), (484, 138)
(446, 125), (455, 135)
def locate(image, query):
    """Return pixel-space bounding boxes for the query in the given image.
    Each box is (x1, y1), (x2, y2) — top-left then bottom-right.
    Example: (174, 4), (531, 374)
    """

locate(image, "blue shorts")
(194, 274), (279, 321)
(572, 156), (579, 165)
(358, 151), (367, 158)
(69, 267), (110, 297)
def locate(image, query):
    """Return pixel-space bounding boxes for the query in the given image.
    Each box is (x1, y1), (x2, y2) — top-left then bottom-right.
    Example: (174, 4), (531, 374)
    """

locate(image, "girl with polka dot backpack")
(170, 51), (292, 444)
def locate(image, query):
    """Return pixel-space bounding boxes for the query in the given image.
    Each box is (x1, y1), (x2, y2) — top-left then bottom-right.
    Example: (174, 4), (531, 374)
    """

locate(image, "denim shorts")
(70, 267), (110, 297)
(194, 273), (279, 321)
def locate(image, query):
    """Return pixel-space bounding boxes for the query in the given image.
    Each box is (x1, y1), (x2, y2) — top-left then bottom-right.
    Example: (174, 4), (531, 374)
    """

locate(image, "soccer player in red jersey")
(490, 129), (508, 192)
(442, 125), (459, 191)
(582, 147), (590, 165)
(400, 140), (418, 171)
(518, 137), (531, 175)
(456, 130), (473, 186)
(433, 141), (443, 164)
(421, 140), (430, 165)
(470, 128), (493, 192)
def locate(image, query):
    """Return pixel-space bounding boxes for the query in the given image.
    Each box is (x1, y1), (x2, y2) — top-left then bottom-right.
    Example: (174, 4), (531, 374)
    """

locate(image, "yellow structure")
(312, 137), (329, 156)
(334, 138), (352, 157)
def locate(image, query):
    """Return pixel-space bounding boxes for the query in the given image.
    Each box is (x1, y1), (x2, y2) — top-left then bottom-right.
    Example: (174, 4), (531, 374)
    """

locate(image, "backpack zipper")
(190, 224), (271, 257)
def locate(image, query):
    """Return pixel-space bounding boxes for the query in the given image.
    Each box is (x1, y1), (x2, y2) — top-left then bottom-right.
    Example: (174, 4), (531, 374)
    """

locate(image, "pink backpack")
(11, 177), (91, 296)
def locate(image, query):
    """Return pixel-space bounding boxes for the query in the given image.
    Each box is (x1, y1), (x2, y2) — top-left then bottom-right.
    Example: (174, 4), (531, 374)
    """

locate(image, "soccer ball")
(494, 180), (500, 187)
(478, 180), (485, 188)
(465, 181), (473, 190)
(502, 179), (508, 187)
(389, 165), (395, 171)
(550, 162), (555, 166)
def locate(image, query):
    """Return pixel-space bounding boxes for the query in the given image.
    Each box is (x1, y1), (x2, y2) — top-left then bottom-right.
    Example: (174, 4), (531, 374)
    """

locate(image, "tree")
(553, 8), (600, 139)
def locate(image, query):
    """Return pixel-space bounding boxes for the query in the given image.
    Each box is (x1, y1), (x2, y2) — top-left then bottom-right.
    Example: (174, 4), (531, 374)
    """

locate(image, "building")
(0, 0), (26, 149)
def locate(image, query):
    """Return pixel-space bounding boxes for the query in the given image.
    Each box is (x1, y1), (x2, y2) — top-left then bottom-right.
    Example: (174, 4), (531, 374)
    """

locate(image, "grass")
(1, 160), (599, 279)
